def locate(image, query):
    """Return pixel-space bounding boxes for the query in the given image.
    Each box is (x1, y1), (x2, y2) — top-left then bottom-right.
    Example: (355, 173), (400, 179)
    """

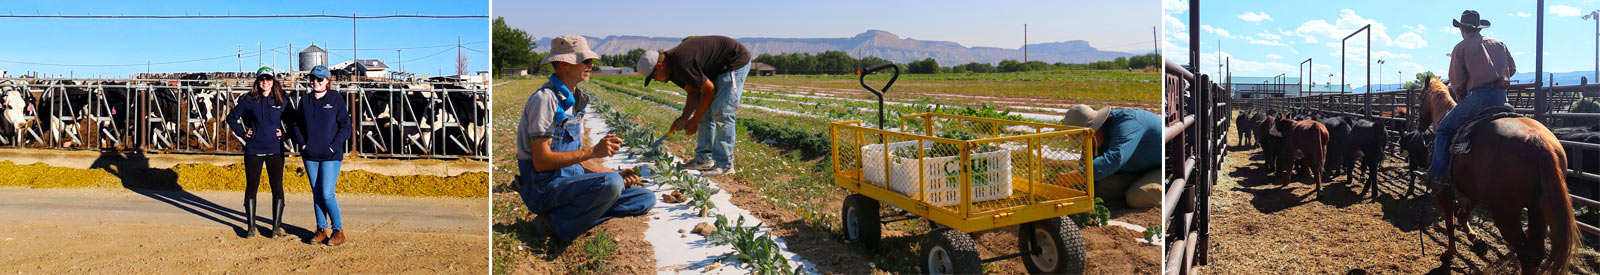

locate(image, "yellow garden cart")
(831, 64), (1097, 274)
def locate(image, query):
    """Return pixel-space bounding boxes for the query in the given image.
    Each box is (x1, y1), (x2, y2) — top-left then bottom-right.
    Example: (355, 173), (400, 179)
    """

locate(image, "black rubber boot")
(270, 198), (285, 238)
(243, 198), (257, 238)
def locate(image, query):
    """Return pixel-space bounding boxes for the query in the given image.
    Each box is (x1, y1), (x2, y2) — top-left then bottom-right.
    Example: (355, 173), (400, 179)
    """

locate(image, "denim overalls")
(518, 78), (655, 243)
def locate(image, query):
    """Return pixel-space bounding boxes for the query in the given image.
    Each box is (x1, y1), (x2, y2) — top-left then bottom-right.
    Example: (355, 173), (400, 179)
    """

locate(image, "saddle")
(1448, 105), (1523, 155)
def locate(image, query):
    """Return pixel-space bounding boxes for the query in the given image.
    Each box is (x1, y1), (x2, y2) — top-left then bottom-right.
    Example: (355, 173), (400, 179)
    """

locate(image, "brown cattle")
(1269, 116), (1330, 196)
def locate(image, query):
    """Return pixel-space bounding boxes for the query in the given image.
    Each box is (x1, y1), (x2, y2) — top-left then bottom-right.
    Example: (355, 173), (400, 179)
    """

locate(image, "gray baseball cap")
(542, 34), (599, 65)
(636, 50), (661, 87)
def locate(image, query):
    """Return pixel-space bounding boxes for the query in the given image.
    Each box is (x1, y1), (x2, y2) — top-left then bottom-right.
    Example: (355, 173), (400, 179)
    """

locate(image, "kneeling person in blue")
(1061, 105), (1162, 209)
(517, 34), (652, 245)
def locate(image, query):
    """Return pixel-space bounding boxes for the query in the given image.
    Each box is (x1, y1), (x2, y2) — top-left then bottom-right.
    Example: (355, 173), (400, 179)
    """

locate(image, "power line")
(401, 47), (458, 63)
(0, 14), (485, 19)
(0, 45), (289, 67)
(326, 41), (486, 51)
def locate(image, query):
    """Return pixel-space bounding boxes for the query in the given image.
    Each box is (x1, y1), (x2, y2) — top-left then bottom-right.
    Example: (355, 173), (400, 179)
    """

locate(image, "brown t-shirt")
(664, 35), (751, 91)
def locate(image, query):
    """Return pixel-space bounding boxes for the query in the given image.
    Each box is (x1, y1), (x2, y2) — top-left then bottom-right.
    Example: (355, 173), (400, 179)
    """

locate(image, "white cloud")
(1393, 32), (1428, 49)
(1257, 31), (1282, 40)
(1266, 53), (1283, 59)
(1402, 24), (1426, 33)
(1443, 26), (1461, 34)
(1164, 0), (1188, 15)
(1292, 9), (1397, 48)
(1551, 5), (1583, 17)
(1513, 12), (1532, 18)
(1198, 51), (1296, 76)
(1239, 11), (1274, 23)
(1514, 51), (1526, 56)
(1201, 25), (1233, 38)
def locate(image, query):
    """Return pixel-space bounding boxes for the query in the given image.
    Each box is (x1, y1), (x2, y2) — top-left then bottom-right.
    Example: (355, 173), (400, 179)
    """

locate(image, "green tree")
(492, 17), (535, 76)
(997, 59), (1025, 73)
(908, 58), (940, 74)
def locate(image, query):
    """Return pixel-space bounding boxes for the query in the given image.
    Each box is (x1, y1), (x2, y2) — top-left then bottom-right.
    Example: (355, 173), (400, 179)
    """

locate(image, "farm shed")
(750, 62), (776, 76)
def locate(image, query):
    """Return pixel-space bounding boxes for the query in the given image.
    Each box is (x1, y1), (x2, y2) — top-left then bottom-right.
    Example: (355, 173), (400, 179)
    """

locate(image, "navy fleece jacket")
(225, 96), (286, 155)
(291, 90), (352, 161)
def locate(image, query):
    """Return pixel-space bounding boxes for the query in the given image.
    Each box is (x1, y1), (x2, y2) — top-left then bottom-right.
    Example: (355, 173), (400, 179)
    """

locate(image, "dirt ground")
(0, 187), (489, 274)
(1199, 111), (1600, 274)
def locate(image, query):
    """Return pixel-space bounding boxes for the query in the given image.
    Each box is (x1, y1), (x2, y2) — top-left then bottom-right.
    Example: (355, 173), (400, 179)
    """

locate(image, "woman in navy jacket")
(225, 67), (288, 238)
(290, 65), (351, 245)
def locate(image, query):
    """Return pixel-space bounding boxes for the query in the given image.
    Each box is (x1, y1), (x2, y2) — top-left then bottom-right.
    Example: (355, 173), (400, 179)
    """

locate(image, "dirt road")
(0, 187), (488, 273)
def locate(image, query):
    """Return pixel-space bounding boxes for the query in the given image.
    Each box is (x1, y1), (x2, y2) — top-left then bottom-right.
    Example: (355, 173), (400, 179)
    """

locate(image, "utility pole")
(1023, 24), (1028, 72)
(397, 49), (403, 73)
(352, 13), (358, 64)
(238, 44), (243, 74)
(457, 36), (466, 76)
(1154, 26), (1159, 55)
(258, 42), (262, 69)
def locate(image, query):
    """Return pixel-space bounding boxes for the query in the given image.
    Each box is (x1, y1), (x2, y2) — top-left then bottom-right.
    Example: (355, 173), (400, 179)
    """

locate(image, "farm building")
(1227, 76), (1348, 98)
(331, 59), (390, 78)
(750, 62), (776, 76)
(592, 66), (634, 75)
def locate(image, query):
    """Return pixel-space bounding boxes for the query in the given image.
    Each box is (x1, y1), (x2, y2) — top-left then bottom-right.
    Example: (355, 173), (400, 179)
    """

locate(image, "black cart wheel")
(841, 194), (880, 249)
(1019, 216), (1087, 274)
(920, 227), (982, 274)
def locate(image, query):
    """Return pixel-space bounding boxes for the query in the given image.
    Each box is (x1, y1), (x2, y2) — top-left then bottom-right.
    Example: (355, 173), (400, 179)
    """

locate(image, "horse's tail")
(1537, 151), (1576, 275)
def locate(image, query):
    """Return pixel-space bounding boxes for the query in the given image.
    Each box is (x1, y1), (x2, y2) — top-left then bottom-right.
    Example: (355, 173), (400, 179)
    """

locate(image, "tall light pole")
(1377, 59), (1386, 91)
(1585, 10), (1599, 82)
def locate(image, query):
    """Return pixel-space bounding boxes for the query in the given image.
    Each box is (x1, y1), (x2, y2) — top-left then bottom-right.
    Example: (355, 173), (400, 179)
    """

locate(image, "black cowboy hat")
(1453, 10), (1491, 29)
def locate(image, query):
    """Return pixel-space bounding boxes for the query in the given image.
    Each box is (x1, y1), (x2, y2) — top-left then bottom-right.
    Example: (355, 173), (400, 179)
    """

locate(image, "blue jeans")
(1429, 85), (1509, 180)
(518, 159), (655, 242)
(694, 63), (750, 168)
(305, 160), (343, 230)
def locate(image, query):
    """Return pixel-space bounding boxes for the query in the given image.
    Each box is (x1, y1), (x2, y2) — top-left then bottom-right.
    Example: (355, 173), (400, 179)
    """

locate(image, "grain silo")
(298, 44), (328, 71)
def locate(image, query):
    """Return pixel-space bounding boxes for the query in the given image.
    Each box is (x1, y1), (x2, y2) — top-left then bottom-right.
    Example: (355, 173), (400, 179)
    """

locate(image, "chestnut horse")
(1417, 77), (1576, 274)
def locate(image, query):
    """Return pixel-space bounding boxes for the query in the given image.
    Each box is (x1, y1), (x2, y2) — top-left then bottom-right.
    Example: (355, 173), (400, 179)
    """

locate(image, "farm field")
(744, 70), (1161, 117)
(491, 73), (1161, 274)
(1202, 110), (1600, 274)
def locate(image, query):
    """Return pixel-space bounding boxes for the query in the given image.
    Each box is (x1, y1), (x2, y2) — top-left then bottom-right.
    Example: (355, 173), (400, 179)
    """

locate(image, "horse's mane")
(1419, 76), (1457, 128)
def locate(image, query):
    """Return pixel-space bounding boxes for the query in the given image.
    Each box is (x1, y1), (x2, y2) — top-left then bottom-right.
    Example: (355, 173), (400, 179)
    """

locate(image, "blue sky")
(496, 0), (1159, 53)
(1165, 0), (1600, 91)
(0, 0), (487, 78)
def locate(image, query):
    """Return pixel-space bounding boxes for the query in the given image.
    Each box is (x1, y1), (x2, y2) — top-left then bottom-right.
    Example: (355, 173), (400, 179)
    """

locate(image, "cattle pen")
(0, 75), (488, 160)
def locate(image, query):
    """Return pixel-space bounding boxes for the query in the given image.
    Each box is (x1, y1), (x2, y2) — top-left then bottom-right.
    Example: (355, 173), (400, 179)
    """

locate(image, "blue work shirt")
(1091, 109), (1161, 180)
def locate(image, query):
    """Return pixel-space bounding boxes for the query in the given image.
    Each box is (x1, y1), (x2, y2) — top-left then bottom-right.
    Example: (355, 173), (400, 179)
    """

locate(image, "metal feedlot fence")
(1163, 60), (1230, 275)
(1237, 79), (1600, 245)
(0, 77), (487, 160)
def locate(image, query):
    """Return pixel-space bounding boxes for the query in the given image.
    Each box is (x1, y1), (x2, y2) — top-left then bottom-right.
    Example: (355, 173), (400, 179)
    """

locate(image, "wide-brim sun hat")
(1061, 104), (1112, 131)
(542, 34), (600, 66)
(1453, 10), (1491, 29)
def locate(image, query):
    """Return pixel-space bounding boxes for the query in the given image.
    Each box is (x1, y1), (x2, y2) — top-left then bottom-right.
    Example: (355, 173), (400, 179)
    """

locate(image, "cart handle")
(858, 63), (899, 130)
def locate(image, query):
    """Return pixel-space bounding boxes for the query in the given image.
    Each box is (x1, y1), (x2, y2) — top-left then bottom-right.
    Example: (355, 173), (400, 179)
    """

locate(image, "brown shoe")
(328, 230), (346, 246)
(310, 229), (329, 244)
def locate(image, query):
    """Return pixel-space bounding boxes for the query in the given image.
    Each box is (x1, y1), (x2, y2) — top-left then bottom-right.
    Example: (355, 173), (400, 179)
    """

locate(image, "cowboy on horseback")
(1432, 10), (1515, 187)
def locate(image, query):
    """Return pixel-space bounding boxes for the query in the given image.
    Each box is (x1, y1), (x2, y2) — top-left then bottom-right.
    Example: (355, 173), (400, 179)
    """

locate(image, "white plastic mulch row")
(579, 107), (819, 274)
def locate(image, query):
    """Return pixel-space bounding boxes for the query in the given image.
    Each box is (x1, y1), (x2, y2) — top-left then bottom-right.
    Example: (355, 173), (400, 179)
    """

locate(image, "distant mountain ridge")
(535, 30), (1143, 65)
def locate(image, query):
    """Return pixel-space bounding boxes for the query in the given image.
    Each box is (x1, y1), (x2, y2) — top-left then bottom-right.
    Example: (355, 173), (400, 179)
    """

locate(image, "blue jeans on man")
(692, 63), (750, 169)
(1429, 84), (1509, 180)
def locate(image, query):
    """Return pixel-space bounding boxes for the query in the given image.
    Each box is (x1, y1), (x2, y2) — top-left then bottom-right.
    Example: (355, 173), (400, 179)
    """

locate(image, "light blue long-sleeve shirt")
(1091, 109), (1161, 180)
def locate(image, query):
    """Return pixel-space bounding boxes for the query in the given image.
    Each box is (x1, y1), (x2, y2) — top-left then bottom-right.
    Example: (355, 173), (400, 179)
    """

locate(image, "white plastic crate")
(861, 140), (1012, 206)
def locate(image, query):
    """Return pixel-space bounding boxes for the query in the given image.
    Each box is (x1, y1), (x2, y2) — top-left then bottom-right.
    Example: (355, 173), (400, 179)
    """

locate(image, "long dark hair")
(250, 76), (285, 106)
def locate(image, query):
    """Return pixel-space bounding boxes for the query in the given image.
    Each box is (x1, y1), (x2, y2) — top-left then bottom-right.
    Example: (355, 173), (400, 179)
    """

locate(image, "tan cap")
(542, 34), (599, 65)
(1061, 104), (1111, 130)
